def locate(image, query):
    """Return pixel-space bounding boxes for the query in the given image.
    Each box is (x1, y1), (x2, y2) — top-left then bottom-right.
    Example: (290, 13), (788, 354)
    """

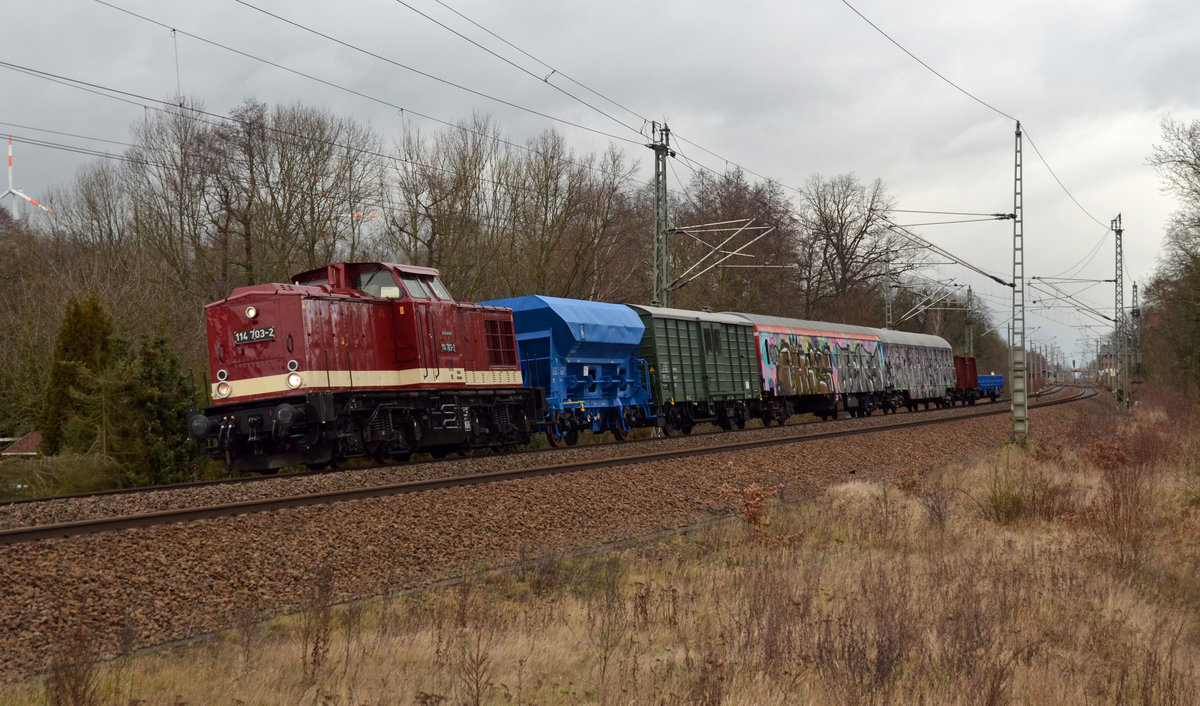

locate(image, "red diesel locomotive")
(186, 262), (542, 473)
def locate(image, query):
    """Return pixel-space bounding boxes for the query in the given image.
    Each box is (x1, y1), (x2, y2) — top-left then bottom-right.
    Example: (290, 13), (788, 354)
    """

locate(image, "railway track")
(0, 386), (1045, 510)
(0, 383), (1090, 547)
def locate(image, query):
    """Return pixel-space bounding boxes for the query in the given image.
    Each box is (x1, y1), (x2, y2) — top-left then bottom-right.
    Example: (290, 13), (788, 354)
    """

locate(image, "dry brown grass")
(6, 386), (1200, 704)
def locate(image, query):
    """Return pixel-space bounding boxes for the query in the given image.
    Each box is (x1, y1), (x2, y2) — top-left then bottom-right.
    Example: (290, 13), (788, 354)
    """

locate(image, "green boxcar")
(627, 305), (759, 431)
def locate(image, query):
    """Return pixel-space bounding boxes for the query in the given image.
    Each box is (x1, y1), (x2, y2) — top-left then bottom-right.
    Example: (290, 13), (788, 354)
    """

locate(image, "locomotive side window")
(426, 276), (453, 301)
(400, 273), (431, 299)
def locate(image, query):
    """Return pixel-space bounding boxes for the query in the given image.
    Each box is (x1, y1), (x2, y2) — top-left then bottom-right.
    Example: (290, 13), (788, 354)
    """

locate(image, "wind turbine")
(2, 136), (55, 219)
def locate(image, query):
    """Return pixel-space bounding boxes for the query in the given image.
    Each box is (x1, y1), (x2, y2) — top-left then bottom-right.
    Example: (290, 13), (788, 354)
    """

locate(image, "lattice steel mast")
(649, 123), (674, 306)
(1010, 122), (1028, 442)
(1113, 213), (1128, 413)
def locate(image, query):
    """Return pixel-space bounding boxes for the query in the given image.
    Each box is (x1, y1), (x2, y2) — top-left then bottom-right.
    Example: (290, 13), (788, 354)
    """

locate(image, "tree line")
(1142, 117), (1200, 393)
(0, 97), (1008, 486)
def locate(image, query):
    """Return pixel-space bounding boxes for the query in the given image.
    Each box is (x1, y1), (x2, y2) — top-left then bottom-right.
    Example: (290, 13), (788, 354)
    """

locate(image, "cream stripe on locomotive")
(213, 368), (524, 400)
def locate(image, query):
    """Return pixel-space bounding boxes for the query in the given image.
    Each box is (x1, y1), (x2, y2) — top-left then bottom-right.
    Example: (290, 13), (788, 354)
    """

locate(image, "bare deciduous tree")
(793, 173), (911, 321)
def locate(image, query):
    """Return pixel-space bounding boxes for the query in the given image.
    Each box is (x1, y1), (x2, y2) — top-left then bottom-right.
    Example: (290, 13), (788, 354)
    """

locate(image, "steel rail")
(0, 387), (1038, 508)
(0, 385), (1091, 546)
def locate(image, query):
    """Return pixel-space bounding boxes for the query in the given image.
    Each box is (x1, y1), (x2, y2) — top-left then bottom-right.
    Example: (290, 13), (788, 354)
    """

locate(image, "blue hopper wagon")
(480, 296), (654, 445)
(977, 374), (1005, 401)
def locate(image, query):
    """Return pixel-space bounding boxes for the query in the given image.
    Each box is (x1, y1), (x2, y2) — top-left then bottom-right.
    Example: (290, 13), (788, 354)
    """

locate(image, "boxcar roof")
(627, 304), (753, 326)
(724, 312), (881, 339)
(727, 312), (953, 350)
(873, 328), (953, 350)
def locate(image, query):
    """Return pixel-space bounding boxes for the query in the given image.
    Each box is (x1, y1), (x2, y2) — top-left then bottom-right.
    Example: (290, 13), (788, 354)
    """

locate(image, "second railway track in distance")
(0, 384), (1089, 547)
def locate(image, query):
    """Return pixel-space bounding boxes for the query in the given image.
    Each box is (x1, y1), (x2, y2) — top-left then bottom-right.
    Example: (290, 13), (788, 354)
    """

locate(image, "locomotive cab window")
(399, 273), (431, 299)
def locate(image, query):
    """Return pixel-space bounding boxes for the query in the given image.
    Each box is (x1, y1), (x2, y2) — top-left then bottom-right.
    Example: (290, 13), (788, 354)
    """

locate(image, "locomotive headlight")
(216, 381), (232, 398)
(245, 306), (258, 320)
(286, 372), (303, 389)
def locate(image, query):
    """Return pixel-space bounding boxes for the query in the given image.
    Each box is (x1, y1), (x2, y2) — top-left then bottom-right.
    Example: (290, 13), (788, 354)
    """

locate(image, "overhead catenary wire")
(882, 215), (1012, 288)
(93, 0), (642, 148)
(14, 0), (1132, 342)
(4, 129), (598, 237)
(101, 0), (1115, 268)
(429, 0), (651, 128)
(839, 0), (1113, 238)
(381, 0), (643, 136)
(0, 61), (649, 203)
(892, 218), (1013, 228)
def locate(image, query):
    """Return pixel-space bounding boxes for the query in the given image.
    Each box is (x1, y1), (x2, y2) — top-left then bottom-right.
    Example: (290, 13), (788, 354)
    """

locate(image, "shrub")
(970, 449), (1067, 525)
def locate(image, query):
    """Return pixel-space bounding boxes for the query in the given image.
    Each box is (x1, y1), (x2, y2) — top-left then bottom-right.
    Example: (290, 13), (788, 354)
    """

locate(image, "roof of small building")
(1, 432), (41, 456)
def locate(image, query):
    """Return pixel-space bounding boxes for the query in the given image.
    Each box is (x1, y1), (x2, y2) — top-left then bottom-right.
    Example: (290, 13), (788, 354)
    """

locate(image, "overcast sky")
(6, 0), (1199, 365)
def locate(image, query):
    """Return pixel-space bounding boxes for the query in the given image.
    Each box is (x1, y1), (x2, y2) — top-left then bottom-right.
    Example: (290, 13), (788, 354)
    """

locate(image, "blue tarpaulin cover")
(481, 296), (644, 359)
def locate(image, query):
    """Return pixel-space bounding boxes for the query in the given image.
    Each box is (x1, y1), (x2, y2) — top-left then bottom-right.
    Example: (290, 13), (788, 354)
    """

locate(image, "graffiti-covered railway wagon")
(627, 305), (760, 434)
(479, 295), (654, 444)
(727, 313), (885, 420)
(877, 329), (957, 410)
(186, 262), (542, 473)
(726, 313), (957, 420)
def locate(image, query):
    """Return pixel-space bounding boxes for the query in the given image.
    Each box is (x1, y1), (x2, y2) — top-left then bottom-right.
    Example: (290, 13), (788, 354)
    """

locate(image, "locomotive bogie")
(188, 387), (539, 473)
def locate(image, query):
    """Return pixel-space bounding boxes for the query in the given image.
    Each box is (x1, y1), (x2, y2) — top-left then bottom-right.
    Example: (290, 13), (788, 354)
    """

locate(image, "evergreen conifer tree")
(37, 297), (113, 455)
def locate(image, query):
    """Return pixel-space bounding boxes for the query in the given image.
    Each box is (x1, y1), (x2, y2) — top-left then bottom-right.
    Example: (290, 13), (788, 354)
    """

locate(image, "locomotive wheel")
(610, 423), (628, 441)
(565, 429), (580, 446)
(545, 430), (562, 447)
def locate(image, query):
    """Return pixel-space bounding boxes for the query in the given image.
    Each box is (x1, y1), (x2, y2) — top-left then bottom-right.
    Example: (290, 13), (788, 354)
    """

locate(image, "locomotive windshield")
(355, 268), (402, 298)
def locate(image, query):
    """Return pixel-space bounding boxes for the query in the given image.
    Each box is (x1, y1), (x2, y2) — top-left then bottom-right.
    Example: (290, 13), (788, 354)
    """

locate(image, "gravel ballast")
(0, 397), (1084, 683)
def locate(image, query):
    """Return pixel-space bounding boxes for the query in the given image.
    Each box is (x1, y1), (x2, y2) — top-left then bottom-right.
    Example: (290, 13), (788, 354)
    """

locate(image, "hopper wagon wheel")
(609, 412), (629, 441)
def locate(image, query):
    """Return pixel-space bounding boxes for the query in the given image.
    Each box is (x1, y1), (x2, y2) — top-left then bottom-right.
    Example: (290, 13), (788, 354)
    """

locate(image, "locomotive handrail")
(415, 304), (430, 381)
(427, 307), (440, 380)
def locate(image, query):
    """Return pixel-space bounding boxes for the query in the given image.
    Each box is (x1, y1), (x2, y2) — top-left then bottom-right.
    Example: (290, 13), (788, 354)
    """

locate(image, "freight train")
(187, 262), (1000, 473)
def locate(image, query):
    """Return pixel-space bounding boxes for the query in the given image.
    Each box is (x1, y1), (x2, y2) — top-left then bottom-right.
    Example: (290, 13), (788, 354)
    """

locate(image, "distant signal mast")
(2, 135), (55, 220)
